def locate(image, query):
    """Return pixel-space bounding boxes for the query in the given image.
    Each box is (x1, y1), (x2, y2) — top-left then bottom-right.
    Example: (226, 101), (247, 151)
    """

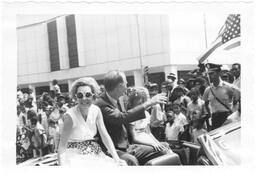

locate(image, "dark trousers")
(211, 111), (230, 130)
(117, 144), (167, 165)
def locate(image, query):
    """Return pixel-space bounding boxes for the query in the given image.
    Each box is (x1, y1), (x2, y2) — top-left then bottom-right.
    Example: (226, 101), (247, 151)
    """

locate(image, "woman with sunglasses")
(57, 77), (126, 166)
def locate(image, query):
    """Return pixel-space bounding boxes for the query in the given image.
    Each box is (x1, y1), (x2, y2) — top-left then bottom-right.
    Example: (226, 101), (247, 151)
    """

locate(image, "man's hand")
(152, 142), (168, 152)
(143, 93), (167, 109)
(150, 93), (167, 105)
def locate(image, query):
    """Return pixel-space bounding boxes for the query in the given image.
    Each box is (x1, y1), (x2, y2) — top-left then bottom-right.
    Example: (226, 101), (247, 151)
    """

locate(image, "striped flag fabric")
(222, 14), (240, 43)
(198, 14), (241, 63)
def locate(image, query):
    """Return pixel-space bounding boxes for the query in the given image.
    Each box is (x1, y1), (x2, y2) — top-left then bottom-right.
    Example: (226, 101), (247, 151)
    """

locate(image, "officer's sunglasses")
(76, 92), (93, 99)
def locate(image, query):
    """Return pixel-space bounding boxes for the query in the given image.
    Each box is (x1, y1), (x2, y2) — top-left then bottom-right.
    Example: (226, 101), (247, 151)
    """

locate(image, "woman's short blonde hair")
(70, 77), (100, 99)
(127, 87), (149, 109)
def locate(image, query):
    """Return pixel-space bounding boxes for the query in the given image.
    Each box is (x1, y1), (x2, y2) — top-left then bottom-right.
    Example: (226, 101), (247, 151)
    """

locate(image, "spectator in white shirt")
(165, 103), (188, 141)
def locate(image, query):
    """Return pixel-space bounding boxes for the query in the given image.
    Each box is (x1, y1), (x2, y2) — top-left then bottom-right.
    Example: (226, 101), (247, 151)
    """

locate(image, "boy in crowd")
(165, 103), (188, 141)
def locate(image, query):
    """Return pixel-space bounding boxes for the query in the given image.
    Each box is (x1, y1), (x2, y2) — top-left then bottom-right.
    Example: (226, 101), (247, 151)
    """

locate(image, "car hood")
(198, 121), (241, 165)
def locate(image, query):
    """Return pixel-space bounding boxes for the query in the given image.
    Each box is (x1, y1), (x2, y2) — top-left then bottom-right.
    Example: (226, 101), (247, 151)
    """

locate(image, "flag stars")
(221, 14), (240, 44)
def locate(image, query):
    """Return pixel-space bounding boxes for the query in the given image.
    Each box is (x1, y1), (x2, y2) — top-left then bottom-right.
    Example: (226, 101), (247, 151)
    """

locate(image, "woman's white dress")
(62, 104), (117, 166)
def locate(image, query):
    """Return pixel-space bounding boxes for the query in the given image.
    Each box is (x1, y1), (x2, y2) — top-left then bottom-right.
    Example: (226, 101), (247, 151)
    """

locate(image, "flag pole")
(203, 14), (208, 49)
(203, 14), (211, 85)
(136, 14), (144, 84)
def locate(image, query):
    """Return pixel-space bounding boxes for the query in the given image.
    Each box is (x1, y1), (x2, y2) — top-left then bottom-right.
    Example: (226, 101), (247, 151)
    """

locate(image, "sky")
(16, 15), (61, 27)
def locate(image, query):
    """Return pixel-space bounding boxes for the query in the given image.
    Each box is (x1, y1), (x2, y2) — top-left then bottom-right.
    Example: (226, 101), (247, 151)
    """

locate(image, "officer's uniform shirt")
(202, 78), (240, 114)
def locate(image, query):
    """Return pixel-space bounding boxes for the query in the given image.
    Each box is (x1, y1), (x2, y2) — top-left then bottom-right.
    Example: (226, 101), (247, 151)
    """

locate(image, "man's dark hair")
(30, 116), (38, 125)
(52, 79), (58, 85)
(232, 63), (241, 69)
(27, 110), (37, 120)
(104, 70), (125, 92)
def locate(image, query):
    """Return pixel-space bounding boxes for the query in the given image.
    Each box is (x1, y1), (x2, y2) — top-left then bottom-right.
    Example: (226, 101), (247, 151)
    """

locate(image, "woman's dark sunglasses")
(76, 92), (93, 99)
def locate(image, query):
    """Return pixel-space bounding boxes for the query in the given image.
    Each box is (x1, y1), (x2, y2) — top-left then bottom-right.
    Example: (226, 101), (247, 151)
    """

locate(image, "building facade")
(17, 14), (199, 96)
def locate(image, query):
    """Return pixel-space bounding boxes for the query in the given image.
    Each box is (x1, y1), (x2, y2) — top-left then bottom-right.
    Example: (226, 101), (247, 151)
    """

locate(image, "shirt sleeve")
(181, 114), (188, 125)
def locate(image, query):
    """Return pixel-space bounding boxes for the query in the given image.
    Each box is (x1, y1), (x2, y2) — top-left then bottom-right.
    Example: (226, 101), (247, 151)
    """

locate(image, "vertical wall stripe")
(47, 20), (60, 71)
(74, 15), (86, 67)
(65, 15), (79, 68)
(56, 16), (70, 70)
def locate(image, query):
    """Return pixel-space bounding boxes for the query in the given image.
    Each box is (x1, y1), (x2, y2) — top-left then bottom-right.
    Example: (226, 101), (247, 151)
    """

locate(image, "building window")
(35, 86), (50, 96)
(126, 76), (135, 87)
(177, 70), (192, 81)
(148, 72), (165, 91)
(21, 88), (30, 94)
(59, 83), (69, 93)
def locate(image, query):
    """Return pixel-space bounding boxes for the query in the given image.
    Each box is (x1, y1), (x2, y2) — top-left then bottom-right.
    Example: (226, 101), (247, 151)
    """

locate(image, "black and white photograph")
(1, 0), (255, 177)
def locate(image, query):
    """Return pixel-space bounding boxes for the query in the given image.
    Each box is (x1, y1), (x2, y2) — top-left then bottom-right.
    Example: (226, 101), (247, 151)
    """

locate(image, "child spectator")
(48, 120), (59, 153)
(30, 114), (47, 158)
(52, 79), (61, 97)
(187, 88), (206, 122)
(165, 103), (188, 141)
(190, 110), (207, 144)
(48, 106), (61, 153)
(17, 106), (27, 133)
(169, 86), (191, 115)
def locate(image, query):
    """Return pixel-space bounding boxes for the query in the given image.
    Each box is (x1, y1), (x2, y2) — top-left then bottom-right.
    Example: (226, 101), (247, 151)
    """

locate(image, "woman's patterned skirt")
(67, 140), (103, 155)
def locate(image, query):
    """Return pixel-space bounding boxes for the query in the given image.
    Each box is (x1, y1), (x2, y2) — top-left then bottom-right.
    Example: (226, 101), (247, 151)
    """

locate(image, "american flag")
(220, 14), (240, 44)
(198, 14), (241, 63)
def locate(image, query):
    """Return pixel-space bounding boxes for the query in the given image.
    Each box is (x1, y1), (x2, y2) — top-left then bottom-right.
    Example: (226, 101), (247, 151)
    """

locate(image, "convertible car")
(196, 121), (241, 165)
(18, 121), (241, 166)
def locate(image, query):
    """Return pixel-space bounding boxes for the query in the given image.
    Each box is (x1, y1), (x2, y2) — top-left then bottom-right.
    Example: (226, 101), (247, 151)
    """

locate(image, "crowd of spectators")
(16, 62), (241, 165)
(16, 80), (75, 164)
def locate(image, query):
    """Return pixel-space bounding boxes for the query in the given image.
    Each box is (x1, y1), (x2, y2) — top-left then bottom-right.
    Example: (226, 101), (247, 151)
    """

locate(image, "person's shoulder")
(65, 106), (75, 117)
(178, 112), (186, 119)
(187, 101), (193, 107)
(36, 123), (45, 131)
(222, 81), (239, 90)
(204, 86), (211, 92)
(91, 104), (101, 112)
(198, 98), (205, 104)
(183, 95), (190, 100)
(94, 93), (108, 106)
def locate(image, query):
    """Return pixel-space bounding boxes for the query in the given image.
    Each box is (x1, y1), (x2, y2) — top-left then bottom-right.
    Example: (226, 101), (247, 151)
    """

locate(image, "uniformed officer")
(202, 63), (240, 130)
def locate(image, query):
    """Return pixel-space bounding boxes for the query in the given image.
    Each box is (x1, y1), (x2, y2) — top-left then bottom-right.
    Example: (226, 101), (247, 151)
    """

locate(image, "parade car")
(18, 153), (58, 166)
(147, 121), (241, 165)
(18, 121), (241, 166)
(196, 121), (241, 165)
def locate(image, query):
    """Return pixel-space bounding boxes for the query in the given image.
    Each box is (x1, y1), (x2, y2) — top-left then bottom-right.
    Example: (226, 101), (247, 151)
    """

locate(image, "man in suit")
(95, 70), (168, 165)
